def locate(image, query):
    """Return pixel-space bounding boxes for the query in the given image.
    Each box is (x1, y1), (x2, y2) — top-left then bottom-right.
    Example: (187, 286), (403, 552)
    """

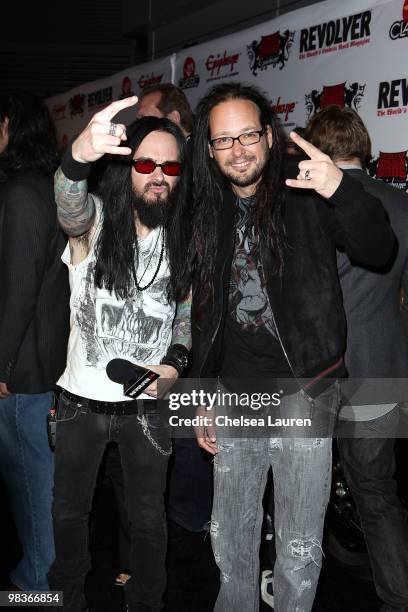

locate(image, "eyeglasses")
(132, 158), (182, 176)
(210, 128), (266, 151)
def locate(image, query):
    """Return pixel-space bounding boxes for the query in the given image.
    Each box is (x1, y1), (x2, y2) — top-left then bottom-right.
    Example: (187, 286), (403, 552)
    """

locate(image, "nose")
(231, 138), (245, 157)
(151, 165), (164, 181)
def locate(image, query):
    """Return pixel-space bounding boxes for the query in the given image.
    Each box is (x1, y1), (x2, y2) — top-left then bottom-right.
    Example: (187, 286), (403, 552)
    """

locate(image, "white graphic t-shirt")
(58, 197), (175, 401)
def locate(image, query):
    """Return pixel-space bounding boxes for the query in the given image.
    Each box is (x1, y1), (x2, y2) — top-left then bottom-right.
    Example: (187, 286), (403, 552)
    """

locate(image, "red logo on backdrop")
(69, 94), (85, 118)
(305, 82), (366, 119)
(178, 57), (200, 89)
(260, 32), (280, 56)
(205, 50), (240, 78)
(403, 0), (408, 20)
(321, 84), (346, 107)
(138, 73), (163, 89)
(119, 76), (134, 99)
(270, 97), (297, 123)
(368, 151), (408, 191)
(183, 57), (195, 78)
(53, 104), (66, 121)
(247, 30), (294, 75)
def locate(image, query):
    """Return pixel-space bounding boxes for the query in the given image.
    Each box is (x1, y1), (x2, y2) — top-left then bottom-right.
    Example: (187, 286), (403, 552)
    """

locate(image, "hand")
(195, 405), (218, 455)
(0, 382), (11, 399)
(285, 131), (343, 199)
(144, 364), (179, 398)
(72, 96), (138, 163)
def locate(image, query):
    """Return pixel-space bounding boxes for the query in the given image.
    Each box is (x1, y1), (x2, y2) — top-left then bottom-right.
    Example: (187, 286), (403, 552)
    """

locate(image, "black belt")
(61, 389), (158, 416)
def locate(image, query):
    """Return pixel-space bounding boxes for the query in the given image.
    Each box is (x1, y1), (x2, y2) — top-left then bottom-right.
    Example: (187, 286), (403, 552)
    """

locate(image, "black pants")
(338, 407), (408, 611)
(48, 392), (171, 612)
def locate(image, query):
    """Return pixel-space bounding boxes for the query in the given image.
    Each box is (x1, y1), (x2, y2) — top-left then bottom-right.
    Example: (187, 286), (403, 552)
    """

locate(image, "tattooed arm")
(55, 166), (95, 237)
(171, 290), (192, 350)
(144, 291), (192, 397)
(55, 95), (139, 237)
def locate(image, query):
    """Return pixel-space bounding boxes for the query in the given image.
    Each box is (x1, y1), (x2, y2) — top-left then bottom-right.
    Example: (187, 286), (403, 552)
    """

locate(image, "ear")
(208, 142), (214, 159)
(167, 110), (181, 126)
(266, 124), (273, 149)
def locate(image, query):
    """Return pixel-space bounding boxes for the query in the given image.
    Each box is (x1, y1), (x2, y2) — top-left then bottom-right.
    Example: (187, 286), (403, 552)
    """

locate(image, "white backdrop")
(46, 0), (408, 190)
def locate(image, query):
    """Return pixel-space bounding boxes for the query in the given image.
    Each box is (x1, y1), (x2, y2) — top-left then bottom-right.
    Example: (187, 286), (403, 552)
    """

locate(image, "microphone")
(106, 358), (159, 398)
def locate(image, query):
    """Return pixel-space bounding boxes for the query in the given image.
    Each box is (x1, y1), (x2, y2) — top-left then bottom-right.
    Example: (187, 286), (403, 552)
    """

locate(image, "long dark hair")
(0, 92), (59, 177)
(192, 82), (287, 307)
(94, 116), (191, 302)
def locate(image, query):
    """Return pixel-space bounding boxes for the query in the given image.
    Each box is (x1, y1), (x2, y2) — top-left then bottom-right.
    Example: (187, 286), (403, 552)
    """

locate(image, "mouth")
(145, 183), (169, 195)
(229, 158), (254, 171)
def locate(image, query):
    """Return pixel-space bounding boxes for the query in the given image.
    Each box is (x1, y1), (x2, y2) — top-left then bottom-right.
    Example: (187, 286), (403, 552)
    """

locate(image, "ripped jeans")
(211, 383), (340, 612)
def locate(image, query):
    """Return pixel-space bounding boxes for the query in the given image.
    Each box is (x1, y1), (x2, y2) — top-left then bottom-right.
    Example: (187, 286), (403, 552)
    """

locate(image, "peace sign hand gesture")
(72, 96), (138, 164)
(285, 131), (343, 199)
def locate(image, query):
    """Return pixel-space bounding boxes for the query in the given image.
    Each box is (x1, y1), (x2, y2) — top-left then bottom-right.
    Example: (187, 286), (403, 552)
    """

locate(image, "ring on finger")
(108, 122), (118, 136)
(304, 169), (312, 181)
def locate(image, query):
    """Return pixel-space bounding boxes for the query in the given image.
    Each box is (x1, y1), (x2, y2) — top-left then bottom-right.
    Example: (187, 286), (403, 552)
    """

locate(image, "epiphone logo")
(205, 51), (240, 77)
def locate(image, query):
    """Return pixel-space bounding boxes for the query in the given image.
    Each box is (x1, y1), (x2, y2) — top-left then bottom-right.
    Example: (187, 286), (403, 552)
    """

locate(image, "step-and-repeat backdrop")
(46, 0), (408, 190)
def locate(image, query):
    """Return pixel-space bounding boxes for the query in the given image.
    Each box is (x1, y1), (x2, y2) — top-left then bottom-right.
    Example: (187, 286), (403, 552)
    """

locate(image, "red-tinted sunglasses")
(132, 158), (182, 176)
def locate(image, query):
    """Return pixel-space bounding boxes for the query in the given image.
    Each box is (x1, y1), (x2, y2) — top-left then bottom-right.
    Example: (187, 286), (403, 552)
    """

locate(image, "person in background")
(306, 104), (408, 612)
(137, 83), (194, 139)
(0, 92), (70, 590)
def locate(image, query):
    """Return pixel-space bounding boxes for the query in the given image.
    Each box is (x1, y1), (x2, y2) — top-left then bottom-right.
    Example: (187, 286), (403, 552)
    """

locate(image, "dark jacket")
(338, 168), (408, 378)
(191, 171), (395, 390)
(0, 170), (70, 393)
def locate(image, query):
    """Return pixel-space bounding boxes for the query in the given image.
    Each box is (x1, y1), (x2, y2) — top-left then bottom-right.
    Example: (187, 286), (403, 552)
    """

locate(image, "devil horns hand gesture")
(71, 96), (138, 164)
(285, 131), (343, 199)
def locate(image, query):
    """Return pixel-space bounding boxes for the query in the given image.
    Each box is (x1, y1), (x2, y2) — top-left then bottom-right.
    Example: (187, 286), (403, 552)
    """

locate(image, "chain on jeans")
(137, 415), (172, 456)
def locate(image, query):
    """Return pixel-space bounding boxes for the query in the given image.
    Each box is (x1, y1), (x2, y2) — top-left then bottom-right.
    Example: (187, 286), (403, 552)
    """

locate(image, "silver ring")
(108, 122), (118, 136)
(304, 169), (311, 181)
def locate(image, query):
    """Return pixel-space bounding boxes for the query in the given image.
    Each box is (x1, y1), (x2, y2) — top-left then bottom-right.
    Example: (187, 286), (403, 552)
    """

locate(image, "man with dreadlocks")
(48, 97), (192, 612)
(192, 82), (395, 612)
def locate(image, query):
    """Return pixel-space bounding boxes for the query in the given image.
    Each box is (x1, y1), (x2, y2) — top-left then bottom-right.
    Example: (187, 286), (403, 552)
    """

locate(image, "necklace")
(132, 228), (164, 292)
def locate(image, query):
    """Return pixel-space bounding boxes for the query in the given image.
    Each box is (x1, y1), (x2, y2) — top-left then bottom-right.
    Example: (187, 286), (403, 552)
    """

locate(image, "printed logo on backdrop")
(247, 30), (295, 76)
(119, 76), (135, 99)
(299, 10), (371, 60)
(88, 87), (113, 112)
(205, 50), (240, 82)
(368, 151), (408, 191)
(305, 82), (366, 120)
(377, 78), (408, 117)
(138, 73), (163, 89)
(178, 57), (200, 90)
(389, 0), (408, 40)
(53, 103), (66, 121)
(69, 94), (86, 118)
(270, 97), (297, 128)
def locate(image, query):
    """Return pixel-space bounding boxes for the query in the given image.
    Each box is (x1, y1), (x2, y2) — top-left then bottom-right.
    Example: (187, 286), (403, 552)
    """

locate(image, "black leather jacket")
(191, 172), (395, 391)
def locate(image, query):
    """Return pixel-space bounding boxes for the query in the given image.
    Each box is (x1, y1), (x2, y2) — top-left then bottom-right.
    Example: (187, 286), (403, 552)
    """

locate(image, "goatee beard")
(132, 181), (177, 229)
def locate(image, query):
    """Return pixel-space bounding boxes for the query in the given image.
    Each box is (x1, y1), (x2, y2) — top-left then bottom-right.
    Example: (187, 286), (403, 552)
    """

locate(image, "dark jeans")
(165, 519), (220, 612)
(48, 391), (171, 612)
(338, 407), (408, 611)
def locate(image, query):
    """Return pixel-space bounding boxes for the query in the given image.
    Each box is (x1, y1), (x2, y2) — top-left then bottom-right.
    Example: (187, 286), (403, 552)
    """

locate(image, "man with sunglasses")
(48, 96), (192, 612)
(191, 82), (395, 612)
